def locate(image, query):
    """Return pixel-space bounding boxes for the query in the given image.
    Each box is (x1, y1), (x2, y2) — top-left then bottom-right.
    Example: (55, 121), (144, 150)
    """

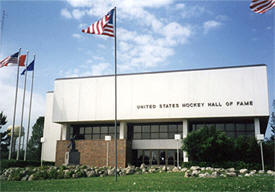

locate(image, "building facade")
(41, 64), (269, 167)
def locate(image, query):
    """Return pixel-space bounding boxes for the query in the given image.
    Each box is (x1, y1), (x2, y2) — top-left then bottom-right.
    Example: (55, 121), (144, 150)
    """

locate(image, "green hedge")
(0, 160), (55, 172)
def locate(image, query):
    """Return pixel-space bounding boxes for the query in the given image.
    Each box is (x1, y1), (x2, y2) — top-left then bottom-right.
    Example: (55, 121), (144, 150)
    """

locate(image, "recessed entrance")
(132, 149), (182, 167)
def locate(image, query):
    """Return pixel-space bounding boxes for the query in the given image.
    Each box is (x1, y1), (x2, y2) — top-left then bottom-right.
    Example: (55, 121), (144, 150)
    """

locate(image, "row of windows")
(68, 121), (255, 140)
(132, 149), (183, 166)
(129, 123), (183, 140)
(69, 124), (119, 140)
(189, 121), (255, 138)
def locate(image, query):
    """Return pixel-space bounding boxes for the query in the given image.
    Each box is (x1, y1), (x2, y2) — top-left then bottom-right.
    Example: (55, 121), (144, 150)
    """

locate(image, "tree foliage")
(183, 126), (274, 169)
(26, 116), (44, 161)
(182, 126), (234, 162)
(0, 111), (10, 158)
(270, 99), (275, 140)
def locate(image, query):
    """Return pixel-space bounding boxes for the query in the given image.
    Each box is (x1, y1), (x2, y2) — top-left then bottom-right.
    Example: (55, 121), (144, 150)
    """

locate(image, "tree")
(0, 111), (10, 159)
(26, 116), (44, 161)
(182, 126), (234, 162)
(270, 99), (275, 140)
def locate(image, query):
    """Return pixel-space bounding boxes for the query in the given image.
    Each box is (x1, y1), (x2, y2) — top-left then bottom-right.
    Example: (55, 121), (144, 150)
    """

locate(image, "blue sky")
(0, 0), (274, 137)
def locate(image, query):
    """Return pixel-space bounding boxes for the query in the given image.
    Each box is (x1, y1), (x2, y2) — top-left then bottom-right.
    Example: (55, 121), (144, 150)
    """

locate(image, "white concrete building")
(42, 64), (269, 167)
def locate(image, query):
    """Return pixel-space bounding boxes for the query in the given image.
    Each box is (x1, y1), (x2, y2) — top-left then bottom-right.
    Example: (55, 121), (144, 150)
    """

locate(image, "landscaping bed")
(1, 163), (274, 181)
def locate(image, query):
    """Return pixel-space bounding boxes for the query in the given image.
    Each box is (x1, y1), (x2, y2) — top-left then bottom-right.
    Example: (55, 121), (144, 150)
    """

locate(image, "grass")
(1, 172), (274, 191)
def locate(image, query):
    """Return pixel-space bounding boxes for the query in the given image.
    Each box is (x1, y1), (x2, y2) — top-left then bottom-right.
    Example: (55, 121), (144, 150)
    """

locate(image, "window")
(129, 122), (183, 140)
(151, 150), (158, 165)
(216, 123), (224, 131)
(133, 125), (142, 139)
(70, 124), (120, 140)
(189, 120), (255, 138)
(132, 149), (182, 166)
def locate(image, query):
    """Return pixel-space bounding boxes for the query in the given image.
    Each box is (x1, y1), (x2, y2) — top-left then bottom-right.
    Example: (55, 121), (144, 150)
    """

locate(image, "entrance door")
(159, 150), (166, 165)
(144, 150), (150, 165)
(151, 150), (158, 165)
(167, 150), (175, 165)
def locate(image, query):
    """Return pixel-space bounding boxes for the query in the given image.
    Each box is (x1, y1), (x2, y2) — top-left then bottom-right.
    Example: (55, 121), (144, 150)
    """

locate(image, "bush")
(182, 126), (234, 162)
(182, 126), (275, 170)
(0, 159), (55, 172)
(263, 140), (275, 170)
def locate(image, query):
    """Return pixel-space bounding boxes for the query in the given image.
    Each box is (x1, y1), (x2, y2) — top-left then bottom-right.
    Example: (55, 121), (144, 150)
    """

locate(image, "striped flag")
(0, 52), (26, 68)
(82, 8), (114, 37)
(250, 0), (275, 14)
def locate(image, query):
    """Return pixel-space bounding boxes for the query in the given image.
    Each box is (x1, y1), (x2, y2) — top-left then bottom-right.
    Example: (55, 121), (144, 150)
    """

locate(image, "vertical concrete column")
(60, 124), (67, 140)
(119, 121), (127, 139)
(254, 118), (260, 137)
(182, 119), (188, 162)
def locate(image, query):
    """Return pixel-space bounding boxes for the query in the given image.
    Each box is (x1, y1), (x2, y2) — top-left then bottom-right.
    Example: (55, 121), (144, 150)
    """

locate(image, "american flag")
(82, 8), (114, 37)
(250, 0), (275, 14)
(0, 52), (19, 68)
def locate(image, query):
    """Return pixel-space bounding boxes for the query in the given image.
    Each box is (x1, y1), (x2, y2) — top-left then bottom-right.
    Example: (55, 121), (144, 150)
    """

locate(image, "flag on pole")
(0, 52), (19, 68)
(81, 8), (115, 37)
(0, 52), (26, 68)
(250, 0), (275, 14)
(19, 55), (26, 67)
(21, 59), (34, 75)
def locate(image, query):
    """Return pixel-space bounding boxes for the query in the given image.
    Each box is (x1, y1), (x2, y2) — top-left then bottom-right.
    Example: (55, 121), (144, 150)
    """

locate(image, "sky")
(0, 0), (274, 139)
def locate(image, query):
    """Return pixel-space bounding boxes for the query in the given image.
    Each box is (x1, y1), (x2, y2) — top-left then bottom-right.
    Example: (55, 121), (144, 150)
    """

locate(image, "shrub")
(263, 140), (275, 170)
(182, 126), (274, 170)
(182, 126), (234, 162)
(0, 159), (55, 172)
(48, 168), (58, 179)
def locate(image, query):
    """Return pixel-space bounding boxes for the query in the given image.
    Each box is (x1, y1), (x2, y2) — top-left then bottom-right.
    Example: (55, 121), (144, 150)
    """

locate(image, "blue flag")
(21, 60), (34, 75)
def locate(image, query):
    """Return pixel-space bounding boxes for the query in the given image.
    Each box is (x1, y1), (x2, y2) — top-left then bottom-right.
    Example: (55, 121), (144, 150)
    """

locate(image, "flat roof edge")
(55, 64), (267, 81)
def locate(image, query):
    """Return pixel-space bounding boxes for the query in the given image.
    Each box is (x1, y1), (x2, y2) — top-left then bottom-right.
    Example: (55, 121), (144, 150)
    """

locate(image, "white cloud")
(79, 23), (87, 29)
(179, 5), (212, 19)
(92, 56), (105, 61)
(66, 0), (173, 12)
(72, 33), (84, 39)
(61, 8), (72, 19)
(161, 22), (191, 46)
(72, 9), (86, 19)
(117, 27), (179, 71)
(90, 62), (110, 76)
(175, 3), (185, 9)
(62, 0), (194, 72)
(98, 44), (106, 49)
(203, 20), (222, 34)
(60, 60), (112, 78)
(66, 0), (96, 8)
(0, 68), (45, 140)
(216, 15), (228, 21)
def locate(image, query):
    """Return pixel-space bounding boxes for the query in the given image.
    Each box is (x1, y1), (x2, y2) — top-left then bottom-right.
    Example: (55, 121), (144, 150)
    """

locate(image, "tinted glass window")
(160, 125), (168, 132)
(134, 126), (141, 133)
(142, 125), (150, 133)
(101, 126), (108, 134)
(151, 125), (159, 132)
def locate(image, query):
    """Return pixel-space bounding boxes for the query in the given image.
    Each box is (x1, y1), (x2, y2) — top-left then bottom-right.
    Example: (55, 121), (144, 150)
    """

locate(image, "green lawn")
(1, 172), (274, 191)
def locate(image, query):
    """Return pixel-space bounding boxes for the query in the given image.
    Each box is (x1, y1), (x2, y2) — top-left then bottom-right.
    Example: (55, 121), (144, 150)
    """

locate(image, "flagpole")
(114, 7), (118, 182)
(17, 51), (28, 160)
(24, 54), (35, 161)
(8, 48), (21, 160)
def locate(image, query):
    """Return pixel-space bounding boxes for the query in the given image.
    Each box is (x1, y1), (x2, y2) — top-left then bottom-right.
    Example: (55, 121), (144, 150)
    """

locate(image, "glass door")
(159, 150), (166, 165)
